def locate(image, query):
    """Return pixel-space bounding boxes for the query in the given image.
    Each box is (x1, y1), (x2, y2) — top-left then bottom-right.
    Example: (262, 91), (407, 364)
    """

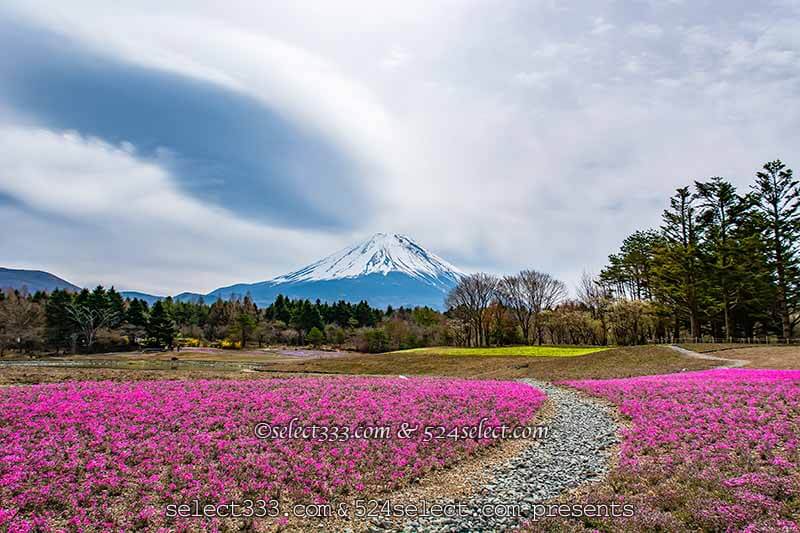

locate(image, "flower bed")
(0, 377), (544, 531)
(535, 369), (800, 532)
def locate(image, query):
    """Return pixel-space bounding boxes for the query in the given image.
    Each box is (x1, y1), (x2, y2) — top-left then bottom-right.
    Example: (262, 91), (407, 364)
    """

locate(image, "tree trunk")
(673, 312), (680, 342)
(723, 292), (731, 341)
(690, 313), (701, 341)
(774, 207), (792, 339)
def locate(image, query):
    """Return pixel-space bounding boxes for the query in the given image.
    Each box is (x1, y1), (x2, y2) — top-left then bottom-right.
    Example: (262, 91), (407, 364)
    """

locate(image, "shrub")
(306, 326), (325, 346)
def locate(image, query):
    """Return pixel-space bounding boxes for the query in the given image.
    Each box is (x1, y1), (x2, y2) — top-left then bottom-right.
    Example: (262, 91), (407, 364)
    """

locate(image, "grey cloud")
(0, 0), (798, 294)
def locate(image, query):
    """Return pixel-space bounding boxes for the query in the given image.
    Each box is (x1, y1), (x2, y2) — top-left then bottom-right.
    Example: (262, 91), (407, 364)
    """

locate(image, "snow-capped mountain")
(272, 233), (464, 289)
(205, 233), (465, 309)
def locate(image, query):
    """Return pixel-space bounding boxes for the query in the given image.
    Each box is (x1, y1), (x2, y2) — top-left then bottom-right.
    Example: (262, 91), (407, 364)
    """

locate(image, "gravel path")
(374, 380), (619, 533)
(668, 344), (748, 368)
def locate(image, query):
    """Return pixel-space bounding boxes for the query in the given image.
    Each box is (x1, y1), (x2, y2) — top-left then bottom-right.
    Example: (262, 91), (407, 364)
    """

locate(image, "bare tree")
(0, 291), (45, 356)
(66, 303), (119, 351)
(496, 274), (534, 344)
(518, 270), (567, 345)
(577, 271), (611, 345)
(445, 273), (498, 346)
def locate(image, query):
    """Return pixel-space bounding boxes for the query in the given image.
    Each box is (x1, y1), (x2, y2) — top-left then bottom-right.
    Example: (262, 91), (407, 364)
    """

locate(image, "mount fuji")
(203, 233), (465, 309)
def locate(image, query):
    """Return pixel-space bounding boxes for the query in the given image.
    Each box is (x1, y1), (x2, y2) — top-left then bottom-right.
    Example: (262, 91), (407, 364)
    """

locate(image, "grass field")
(391, 345), (609, 357)
(0, 346), (722, 385)
(680, 343), (800, 369)
(273, 345), (720, 380)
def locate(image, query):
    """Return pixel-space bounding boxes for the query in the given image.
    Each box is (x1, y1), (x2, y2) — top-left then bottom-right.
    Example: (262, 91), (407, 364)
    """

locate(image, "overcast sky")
(1, 1), (798, 295)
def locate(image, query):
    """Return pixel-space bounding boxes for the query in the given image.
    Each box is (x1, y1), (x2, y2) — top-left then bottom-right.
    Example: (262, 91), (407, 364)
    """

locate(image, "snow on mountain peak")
(271, 233), (465, 287)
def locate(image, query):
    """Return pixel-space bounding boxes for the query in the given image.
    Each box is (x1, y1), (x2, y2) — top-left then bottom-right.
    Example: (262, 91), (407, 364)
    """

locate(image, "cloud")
(381, 46), (411, 70)
(0, 19), (371, 229)
(590, 17), (615, 35)
(0, 126), (343, 294)
(0, 0), (799, 294)
(630, 23), (664, 39)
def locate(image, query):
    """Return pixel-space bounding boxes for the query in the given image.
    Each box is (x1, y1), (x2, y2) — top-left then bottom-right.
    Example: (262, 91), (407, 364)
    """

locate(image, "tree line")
(599, 159), (798, 342)
(444, 159), (798, 346)
(0, 287), (452, 355)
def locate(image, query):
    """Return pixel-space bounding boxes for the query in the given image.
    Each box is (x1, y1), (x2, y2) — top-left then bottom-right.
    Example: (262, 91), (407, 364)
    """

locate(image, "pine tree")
(87, 285), (108, 314)
(600, 230), (660, 300)
(751, 160), (800, 339)
(652, 187), (706, 339)
(230, 306), (257, 349)
(106, 287), (126, 328)
(272, 294), (292, 324)
(729, 209), (775, 337)
(147, 300), (178, 349)
(45, 289), (74, 353)
(694, 177), (749, 338)
(126, 299), (149, 328)
(290, 300), (323, 342)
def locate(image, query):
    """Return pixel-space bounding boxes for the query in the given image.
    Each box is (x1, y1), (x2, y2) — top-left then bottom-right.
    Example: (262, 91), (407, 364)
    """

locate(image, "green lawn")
(390, 345), (609, 357)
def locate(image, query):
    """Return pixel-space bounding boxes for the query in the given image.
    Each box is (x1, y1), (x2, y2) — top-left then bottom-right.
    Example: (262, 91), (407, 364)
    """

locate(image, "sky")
(1, 0), (799, 295)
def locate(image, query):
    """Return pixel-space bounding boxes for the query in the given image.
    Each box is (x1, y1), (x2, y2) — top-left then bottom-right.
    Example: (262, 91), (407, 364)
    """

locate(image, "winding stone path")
(668, 344), (748, 368)
(383, 380), (619, 533)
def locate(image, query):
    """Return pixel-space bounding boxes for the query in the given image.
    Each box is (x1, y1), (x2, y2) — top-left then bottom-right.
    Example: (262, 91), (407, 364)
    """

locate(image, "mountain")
(4, 234), (466, 309)
(118, 291), (164, 305)
(0, 267), (81, 293)
(118, 291), (206, 305)
(206, 233), (465, 309)
(174, 292), (207, 303)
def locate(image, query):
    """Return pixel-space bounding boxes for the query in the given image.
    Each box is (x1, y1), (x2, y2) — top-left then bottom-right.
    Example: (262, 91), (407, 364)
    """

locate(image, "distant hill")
(174, 292), (207, 303)
(117, 291), (207, 305)
(0, 267), (81, 293)
(118, 291), (164, 305)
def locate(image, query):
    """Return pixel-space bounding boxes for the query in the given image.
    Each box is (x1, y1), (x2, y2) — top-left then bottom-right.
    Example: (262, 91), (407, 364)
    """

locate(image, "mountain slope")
(0, 267), (81, 293)
(207, 233), (465, 309)
(272, 233), (463, 289)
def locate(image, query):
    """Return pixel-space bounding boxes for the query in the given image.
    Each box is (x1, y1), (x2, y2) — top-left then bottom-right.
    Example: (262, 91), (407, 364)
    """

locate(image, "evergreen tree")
(355, 301), (377, 327)
(106, 287), (126, 328)
(600, 230), (660, 300)
(290, 300), (323, 341)
(45, 289), (74, 353)
(205, 298), (231, 341)
(751, 160), (800, 339)
(652, 187), (706, 338)
(126, 299), (150, 329)
(272, 294), (293, 324)
(306, 326), (324, 347)
(729, 210), (775, 337)
(87, 285), (109, 314)
(694, 177), (748, 337)
(147, 300), (178, 349)
(230, 306), (257, 349)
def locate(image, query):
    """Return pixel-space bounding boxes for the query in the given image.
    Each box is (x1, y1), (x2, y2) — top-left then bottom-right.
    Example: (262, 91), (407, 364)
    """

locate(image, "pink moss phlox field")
(563, 369), (800, 532)
(0, 377), (544, 531)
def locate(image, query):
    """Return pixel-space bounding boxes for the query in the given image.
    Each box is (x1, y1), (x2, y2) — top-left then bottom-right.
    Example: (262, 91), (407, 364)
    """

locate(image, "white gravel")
(366, 379), (620, 533)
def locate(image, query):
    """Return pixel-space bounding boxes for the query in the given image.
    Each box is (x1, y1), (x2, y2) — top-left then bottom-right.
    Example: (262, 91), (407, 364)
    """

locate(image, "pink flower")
(560, 369), (800, 532)
(0, 376), (545, 530)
